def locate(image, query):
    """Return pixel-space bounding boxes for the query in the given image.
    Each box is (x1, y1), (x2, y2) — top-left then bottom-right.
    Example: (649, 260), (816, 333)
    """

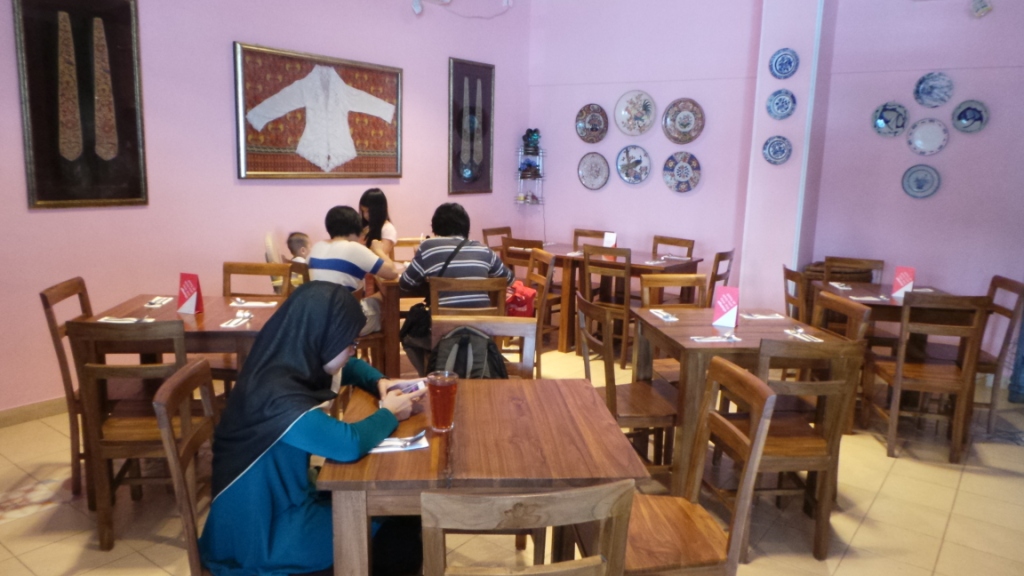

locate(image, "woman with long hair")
(359, 188), (397, 256)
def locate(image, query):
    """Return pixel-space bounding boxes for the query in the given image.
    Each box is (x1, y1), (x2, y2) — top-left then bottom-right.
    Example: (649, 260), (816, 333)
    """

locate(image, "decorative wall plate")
(951, 100), (988, 133)
(614, 90), (656, 136)
(914, 72), (953, 108)
(767, 89), (796, 120)
(762, 135), (792, 165)
(872, 101), (908, 137)
(769, 48), (799, 79)
(616, 145), (651, 184)
(902, 164), (940, 199)
(906, 118), (949, 156)
(662, 98), (705, 144)
(575, 104), (608, 143)
(663, 152), (701, 193)
(578, 152), (610, 190)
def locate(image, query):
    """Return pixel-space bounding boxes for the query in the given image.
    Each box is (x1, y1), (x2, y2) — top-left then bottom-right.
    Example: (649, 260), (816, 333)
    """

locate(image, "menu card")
(712, 287), (739, 328)
(892, 266), (915, 299)
(602, 232), (617, 248)
(177, 273), (204, 314)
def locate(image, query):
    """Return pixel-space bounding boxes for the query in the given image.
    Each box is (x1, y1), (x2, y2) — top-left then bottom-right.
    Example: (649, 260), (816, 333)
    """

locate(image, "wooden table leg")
(333, 490), (370, 576)
(675, 351), (709, 499)
(557, 259), (577, 352)
(633, 321), (653, 382)
(381, 282), (401, 378)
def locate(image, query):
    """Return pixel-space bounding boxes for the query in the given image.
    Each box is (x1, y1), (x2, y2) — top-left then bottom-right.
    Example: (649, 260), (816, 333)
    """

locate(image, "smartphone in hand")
(387, 379), (425, 394)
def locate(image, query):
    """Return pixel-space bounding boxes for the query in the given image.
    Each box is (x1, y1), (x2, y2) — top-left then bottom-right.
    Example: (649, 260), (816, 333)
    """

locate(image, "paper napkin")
(229, 301), (277, 308)
(369, 436), (429, 454)
(602, 232), (617, 248)
(144, 296), (173, 308)
(649, 309), (678, 322)
(690, 335), (742, 343)
(829, 282), (853, 290)
(739, 313), (785, 320)
(784, 329), (823, 342)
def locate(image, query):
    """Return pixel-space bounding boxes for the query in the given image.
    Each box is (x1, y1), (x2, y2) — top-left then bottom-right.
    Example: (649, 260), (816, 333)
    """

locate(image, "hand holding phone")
(386, 379), (426, 395)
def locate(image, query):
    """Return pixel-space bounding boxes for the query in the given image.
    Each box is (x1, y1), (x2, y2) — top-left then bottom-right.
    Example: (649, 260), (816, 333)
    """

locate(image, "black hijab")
(211, 281), (366, 498)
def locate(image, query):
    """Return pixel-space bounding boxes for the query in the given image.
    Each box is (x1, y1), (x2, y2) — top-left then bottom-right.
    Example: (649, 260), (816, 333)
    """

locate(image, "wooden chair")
(864, 293), (991, 463)
(289, 260), (310, 289)
(67, 319), (188, 550)
(422, 479), (635, 576)
(431, 316), (537, 378)
(428, 276), (508, 316)
(501, 236), (544, 277)
(613, 356), (777, 576)
(707, 250), (735, 308)
(811, 292), (872, 432)
(524, 248), (558, 376)
(823, 256), (884, 284)
(924, 275), (1024, 434)
(481, 226), (512, 252)
(783, 266), (808, 323)
(582, 245), (633, 368)
(640, 274), (707, 386)
(573, 228), (610, 250)
(222, 261), (295, 298)
(153, 358), (219, 576)
(629, 236), (698, 305)
(39, 277), (93, 502)
(577, 293), (676, 473)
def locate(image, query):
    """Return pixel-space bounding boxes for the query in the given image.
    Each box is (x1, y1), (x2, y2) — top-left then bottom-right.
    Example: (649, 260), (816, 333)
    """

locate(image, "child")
(286, 232), (311, 263)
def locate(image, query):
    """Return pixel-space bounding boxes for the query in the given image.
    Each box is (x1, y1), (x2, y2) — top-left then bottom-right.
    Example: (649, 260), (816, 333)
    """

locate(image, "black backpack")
(427, 326), (508, 379)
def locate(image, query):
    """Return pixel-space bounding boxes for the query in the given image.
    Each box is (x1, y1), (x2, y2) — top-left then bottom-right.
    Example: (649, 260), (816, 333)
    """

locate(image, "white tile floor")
(0, 349), (1022, 575)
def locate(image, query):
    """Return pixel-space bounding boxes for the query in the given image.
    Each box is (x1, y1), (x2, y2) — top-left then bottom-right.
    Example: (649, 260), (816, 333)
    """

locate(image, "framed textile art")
(234, 42), (402, 179)
(14, 0), (147, 208)
(448, 58), (494, 194)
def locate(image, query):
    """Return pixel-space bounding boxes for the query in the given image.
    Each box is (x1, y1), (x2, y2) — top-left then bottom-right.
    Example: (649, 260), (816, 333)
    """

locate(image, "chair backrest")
(896, 293), (992, 390)
(573, 228), (609, 251)
(640, 273), (707, 310)
(40, 277), (93, 409)
(581, 245), (631, 306)
(428, 277), (508, 316)
(577, 292), (619, 412)
(524, 248), (556, 305)
(756, 338), (865, 469)
(421, 479), (634, 576)
(481, 226), (512, 253)
(153, 358), (219, 576)
(501, 237), (544, 276)
(811, 291), (872, 341)
(430, 316), (537, 378)
(823, 256), (884, 284)
(689, 356), (776, 572)
(986, 275), (1024, 378)
(707, 250), (734, 308)
(782, 266), (807, 323)
(223, 261), (294, 298)
(289, 261), (310, 292)
(651, 235), (695, 259)
(391, 237), (424, 261)
(264, 232), (284, 264)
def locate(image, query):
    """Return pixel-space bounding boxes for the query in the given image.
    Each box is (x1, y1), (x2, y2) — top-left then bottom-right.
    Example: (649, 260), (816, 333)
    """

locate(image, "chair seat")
(625, 493), (727, 574)
(652, 358), (680, 384)
(724, 413), (828, 459)
(924, 342), (998, 374)
(593, 383), (676, 426)
(874, 358), (966, 393)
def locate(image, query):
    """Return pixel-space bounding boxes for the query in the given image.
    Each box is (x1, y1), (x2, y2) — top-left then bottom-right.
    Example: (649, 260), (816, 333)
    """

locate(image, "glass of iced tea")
(426, 371), (458, 433)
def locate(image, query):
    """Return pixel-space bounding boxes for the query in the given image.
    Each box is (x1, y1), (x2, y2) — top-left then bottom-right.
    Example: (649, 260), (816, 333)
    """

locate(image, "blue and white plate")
(872, 101), (908, 137)
(769, 48), (799, 80)
(902, 165), (940, 199)
(762, 136), (793, 165)
(914, 72), (953, 108)
(907, 118), (948, 156)
(767, 89), (796, 120)
(951, 99), (988, 133)
(663, 152), (701, 193)
(616, 145), (651, 184)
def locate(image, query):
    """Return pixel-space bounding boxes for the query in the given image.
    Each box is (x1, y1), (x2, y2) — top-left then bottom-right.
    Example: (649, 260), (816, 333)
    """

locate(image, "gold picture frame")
(448, 58), (494, 194)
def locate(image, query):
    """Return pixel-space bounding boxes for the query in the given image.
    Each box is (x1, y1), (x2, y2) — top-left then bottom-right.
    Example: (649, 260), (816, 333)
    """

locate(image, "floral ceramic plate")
(615, 90), (656, 136)
(663, 152), (701, 193)
(767, 89), (796, 120)
(578, 152), (610, 190)
(902, 165), (940, 199)
(769, 48), (799, 80)
(616, 145), (651, 183)
(575, 104), (608, 143)
(907, 118), (948, 156)
(951, 100), (988, 133)
(914, 72), (953, 108)
(662, 98), (705, 144)
(872, 101), (908, 137)
(762, 135), (792, 165)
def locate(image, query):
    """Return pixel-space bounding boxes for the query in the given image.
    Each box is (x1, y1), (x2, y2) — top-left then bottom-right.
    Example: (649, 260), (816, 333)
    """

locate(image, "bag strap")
(438, 238), (470, 278)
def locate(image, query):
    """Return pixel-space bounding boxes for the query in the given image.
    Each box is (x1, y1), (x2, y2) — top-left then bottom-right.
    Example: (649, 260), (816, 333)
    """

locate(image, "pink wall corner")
(0, 0), (532, 412)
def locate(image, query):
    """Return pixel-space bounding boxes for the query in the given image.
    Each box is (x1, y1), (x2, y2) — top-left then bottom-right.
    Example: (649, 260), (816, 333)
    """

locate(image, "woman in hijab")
(199, 281), (426, 576)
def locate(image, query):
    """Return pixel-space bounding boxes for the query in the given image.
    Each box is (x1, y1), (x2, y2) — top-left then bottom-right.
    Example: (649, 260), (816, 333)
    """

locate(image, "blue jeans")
(1008, 319), (1024, 403)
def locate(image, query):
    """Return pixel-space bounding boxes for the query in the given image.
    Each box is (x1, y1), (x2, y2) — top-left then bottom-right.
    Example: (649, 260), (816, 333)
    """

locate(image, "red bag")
(505, 280), (536, 317)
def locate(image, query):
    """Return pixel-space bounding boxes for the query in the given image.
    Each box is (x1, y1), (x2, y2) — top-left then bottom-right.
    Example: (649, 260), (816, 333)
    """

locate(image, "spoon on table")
(399, 430), (427, 447)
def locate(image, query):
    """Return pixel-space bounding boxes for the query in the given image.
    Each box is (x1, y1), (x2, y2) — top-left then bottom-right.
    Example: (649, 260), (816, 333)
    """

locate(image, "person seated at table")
(309, 206), (400, 335)
(360, 188), (398, 257)
(399, 202), (514, 373)
(286, 231), (311, 263)
(200, 282), (427, 576)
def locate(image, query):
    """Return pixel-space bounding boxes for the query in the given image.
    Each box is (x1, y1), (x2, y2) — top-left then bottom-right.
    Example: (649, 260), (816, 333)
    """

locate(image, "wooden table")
(631, 307), (841, 497)
(812, 281), (947, 323)
(90, 294), (281, 367)
(316, 378), (650, 576)
(543, 243), (702, 352)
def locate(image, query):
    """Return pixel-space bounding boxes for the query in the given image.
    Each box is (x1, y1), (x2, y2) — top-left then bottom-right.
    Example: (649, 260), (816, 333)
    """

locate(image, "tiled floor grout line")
(928, 462), (967, 576)
(828, 450), (893, 576)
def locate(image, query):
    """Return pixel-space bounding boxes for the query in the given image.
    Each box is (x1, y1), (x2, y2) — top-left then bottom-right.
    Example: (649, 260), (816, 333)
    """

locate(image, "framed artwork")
(234, 42), (402, 179)
(14, 0), (147, 209)
(448, 58), (494, 194)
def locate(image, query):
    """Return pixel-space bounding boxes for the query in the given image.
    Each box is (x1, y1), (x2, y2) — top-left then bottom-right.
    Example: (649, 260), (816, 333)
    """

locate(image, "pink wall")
(0, 0), (532, 412)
